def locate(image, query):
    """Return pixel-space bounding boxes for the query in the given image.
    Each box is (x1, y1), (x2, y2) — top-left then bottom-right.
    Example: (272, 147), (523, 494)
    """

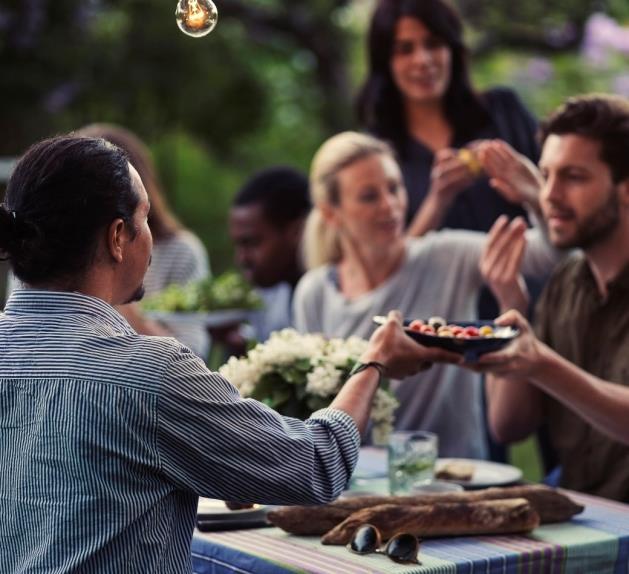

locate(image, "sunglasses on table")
(347, 524), (421, 565)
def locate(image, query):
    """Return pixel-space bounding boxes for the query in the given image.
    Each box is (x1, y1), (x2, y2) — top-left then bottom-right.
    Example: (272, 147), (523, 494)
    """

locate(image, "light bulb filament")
(186, 0), (206, 29)
(175, 0), (218, 37)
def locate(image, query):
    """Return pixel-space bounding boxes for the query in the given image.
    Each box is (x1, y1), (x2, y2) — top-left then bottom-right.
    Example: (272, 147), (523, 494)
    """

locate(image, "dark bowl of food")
(373, 315), (519, 362)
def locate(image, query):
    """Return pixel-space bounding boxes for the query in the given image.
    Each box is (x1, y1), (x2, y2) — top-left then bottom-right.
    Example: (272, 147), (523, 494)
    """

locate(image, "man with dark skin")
(219, 167), (310, 348)
(229, 166), (309, 289)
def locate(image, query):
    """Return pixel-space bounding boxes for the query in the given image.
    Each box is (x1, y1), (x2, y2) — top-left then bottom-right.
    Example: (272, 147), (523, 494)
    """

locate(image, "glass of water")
(388, 431), (438, 495)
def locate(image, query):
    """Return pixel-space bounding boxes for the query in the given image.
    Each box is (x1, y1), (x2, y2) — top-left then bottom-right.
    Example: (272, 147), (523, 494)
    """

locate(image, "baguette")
(266, 485), (583, 535)
(321, 498), (540, 545)
(264, 505), (350, 536)
(330, 485), (582, 523)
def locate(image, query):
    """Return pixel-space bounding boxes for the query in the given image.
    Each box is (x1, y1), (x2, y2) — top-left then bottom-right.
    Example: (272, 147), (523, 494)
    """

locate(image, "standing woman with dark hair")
(357, 0), (542, 238)
(355, 0), (549, 463)
(77, 124), (211, 359)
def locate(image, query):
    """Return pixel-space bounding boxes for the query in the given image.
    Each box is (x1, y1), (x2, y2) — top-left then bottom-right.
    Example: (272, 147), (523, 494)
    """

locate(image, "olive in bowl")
(372, 316), (519, 362)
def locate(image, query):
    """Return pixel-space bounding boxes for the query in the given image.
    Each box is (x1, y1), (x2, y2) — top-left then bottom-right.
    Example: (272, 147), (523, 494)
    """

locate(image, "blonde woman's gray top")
(294, 228), (559, 459)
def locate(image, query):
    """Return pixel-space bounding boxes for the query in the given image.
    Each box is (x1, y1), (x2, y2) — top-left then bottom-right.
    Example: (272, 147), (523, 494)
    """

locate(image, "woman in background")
(294, 132), (557, 458)
(78, 124), (211, 359)
(356, 0), (541, 239)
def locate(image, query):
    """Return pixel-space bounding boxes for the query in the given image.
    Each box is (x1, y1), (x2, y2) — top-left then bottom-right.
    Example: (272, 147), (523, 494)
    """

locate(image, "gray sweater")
(294, 228), (557, 459)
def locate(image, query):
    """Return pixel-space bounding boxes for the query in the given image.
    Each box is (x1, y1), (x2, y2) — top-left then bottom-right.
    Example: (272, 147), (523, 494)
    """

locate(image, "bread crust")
(266, 485), (583, 536)
(321, 499), (540, 545)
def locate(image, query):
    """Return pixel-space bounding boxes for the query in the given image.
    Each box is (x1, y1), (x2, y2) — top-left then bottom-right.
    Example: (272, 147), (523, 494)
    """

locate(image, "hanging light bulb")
(175, 0), (218, 38)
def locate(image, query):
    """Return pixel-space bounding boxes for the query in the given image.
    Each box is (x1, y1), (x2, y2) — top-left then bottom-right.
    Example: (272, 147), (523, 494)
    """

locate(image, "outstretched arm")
(479, 310), (546, 443)
(475, 310), (629, 446)
(157, 311), (462, 505)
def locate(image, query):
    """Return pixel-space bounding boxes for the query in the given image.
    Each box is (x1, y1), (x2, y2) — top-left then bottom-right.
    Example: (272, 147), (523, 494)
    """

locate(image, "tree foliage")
(0, 0), (626, 273)
(457, 0), (628, 52)
(0, 0), (358, 156)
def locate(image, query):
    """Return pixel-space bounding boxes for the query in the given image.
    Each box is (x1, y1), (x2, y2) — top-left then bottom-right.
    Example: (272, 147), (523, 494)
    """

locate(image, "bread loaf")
(264, 505), (350, 536)
(329, 485), (582, 523)
(266, 485), (583, 535)
(321, 498), (540, 545)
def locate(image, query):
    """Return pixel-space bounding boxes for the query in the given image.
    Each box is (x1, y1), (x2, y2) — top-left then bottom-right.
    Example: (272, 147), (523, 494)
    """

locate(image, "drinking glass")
(388, 431), (438, 495)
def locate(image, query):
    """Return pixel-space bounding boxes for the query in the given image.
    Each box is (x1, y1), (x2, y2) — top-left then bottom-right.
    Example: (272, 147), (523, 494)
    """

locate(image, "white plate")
(197, 498), (267, 520)
(146, 309), (250, 328)
(436, 458), (522, 488)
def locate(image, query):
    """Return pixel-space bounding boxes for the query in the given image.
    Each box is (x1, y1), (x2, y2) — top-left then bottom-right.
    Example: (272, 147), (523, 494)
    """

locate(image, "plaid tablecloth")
(191, 490), (629, 574)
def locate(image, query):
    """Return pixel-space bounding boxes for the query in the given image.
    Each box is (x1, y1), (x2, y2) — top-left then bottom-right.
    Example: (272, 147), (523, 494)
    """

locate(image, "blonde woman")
(294, 132), (558, 458)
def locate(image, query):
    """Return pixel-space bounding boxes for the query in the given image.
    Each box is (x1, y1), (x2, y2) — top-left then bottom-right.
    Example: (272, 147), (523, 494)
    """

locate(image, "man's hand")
(476, 140), (543, 211)
(331, 311), (461, 435)
(361, 310), (462, 379)
(480, 215), (530, 314)
(469, 310), (547, 380)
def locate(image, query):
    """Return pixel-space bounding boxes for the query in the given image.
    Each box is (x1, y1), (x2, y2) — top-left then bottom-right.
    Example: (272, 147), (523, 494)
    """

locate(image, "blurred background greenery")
(0, 0), (628, 477)
(1, 0), (627, 275)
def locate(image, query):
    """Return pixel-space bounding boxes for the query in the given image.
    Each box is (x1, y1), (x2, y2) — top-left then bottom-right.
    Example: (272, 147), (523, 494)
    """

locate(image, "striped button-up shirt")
(0, 290), (360, 573)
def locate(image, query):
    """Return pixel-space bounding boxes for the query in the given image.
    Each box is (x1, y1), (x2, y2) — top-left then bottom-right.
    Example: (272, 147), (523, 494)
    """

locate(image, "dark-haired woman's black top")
(400, 87), (539, 231)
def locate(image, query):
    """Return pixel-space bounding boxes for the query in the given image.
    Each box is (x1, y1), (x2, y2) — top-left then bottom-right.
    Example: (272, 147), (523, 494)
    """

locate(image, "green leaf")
(306, 396), (331, 412)
(250, 373), (293, 409)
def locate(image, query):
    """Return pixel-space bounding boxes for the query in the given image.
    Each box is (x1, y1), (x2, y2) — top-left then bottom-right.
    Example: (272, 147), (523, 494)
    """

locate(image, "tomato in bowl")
(373, 315), (519, 362)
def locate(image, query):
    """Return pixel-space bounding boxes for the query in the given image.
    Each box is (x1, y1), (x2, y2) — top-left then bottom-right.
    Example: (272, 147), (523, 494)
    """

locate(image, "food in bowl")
(372, 316), (519, 362)
(407, 318), (513, 340)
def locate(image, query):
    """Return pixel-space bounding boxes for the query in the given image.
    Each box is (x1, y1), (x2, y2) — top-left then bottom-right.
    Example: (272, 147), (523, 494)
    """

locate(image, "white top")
(247, 282), (294, 343)
(294, 228), (558, 459)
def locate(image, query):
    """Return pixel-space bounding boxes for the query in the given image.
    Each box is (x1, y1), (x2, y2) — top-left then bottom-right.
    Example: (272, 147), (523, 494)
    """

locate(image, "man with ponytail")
(0, 135), (456, 572)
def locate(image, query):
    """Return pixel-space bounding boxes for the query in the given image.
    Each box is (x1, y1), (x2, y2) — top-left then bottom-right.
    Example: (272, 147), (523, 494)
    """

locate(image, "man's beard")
(123, 254), (151, 304)
(125, 284), (145, 304)
(553, 186), (621, 250)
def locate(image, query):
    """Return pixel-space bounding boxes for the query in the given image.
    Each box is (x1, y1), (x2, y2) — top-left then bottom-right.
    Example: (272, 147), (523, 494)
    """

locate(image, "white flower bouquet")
(219, 329), (399, 445)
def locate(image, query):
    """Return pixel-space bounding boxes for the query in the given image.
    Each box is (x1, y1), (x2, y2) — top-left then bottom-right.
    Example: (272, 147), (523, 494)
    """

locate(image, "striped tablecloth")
(191, 491), (629, 574)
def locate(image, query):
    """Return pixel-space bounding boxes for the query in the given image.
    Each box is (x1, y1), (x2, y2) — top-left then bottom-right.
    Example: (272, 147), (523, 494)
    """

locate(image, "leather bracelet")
(348, 360), (387, 383)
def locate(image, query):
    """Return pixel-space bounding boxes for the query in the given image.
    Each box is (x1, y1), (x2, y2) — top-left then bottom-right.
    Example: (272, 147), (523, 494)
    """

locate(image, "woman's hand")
(480, 215), (530, 314)
(407, 145), (483, 237)
(470, 310), (548, 380)
(361, 310), (462, 379)
(477, 140), (543, 212)
(428, 148), (479, 205)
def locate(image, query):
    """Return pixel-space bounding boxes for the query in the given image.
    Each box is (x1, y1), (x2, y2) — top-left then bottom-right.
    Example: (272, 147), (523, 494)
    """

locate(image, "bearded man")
(469, 94), (629, 501)
(0, 135), (457, 572)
